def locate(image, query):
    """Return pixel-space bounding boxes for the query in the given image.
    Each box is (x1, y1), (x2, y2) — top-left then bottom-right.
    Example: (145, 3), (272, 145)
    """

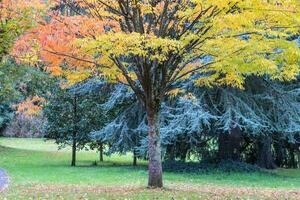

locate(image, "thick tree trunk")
(274, 140), (285, 167)
(147, 109), (163, 188)
(99, 143), (104, 162)
(165, 145), (175, 161)
(71, 137), (76, 166)
(288, 147), (296, 168)
(179, 141), (189, 162)
(257, 136), (276, 169)
(218, 127), (242, 161)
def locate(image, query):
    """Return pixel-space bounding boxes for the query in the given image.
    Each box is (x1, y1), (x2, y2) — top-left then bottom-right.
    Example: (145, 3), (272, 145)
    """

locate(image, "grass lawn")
(0, 137), (300, 199)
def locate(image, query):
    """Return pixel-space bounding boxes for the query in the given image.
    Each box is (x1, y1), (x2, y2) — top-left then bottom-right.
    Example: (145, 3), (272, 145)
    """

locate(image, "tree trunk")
(165, 145), (175, 161)
(218, 127), (242, 161)
(147, 108), (163, 188)
(179, 141), (189, 162)
(99, 143), (104, 162)
(274, 140), (285, 167)
(71, 94), (78, 167)
(297, 150), (300, 169)
(71, 137), (76, 166)
(257, 136), (276, 169)
(288, 147), (296, 168)
(133, 150), (137, 166)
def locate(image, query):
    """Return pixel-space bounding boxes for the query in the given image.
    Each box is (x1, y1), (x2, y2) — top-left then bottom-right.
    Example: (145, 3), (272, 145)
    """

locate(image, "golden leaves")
(166, 88), (185, 97)
(15, 96), (46, 117)
(80, 32), (184, 63)
(11, 0), (300, 89)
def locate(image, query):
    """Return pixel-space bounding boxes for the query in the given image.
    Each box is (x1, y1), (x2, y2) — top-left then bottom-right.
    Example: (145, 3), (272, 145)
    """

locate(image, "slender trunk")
(133, 151), (137, 166)
(71, 94), (77, 167)
(147, 108), (163, 188)
(99, 143), (104, 162)
(71, 135), (76, 166)
(297, 150), (300, 169)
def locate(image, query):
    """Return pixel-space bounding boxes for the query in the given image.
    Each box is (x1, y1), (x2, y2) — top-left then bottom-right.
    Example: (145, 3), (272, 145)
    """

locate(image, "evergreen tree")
(44, 79), (110, 166)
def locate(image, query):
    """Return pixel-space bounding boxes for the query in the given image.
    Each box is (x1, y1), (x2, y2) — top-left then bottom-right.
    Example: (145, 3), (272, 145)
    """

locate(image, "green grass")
(0, 137), (300, 199)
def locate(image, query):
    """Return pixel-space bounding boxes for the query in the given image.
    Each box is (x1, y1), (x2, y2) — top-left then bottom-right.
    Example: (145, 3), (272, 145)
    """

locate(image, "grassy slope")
(0, 137), (299, 200)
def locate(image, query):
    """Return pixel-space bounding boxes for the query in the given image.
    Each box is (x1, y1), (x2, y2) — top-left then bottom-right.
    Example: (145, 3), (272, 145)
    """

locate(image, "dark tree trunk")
(297, 150), (300, 169)
(147, 108), (163, 188)
(178, 141), (189, 162)
(165, 145), (175, 161)
(274, 140), (285, 167)
(257, 136), (276, 169)
(296, 144), (300, 168)
(133, 153), (137, 166)
(218, 127), (242, 161)
(71, 137), (76, 166)
(71, 94), (78, 167)
(99, 143), (104, 162)
(288, 147), (296, 168)
(243, 136), (256, 164)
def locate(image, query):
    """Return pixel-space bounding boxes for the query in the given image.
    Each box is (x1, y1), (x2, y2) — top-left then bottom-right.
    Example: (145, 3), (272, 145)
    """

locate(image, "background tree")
(0, 0), (54, 135)
(93, 84), (145, 166)
(0, 59), (57, 136)
(44, 79), (110, 166)
(0, 0), (52, 60)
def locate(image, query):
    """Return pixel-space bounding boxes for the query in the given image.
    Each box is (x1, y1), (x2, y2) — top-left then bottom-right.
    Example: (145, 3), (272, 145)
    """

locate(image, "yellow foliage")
(13, 0), (300, 90)
(166, 88), (185, 97)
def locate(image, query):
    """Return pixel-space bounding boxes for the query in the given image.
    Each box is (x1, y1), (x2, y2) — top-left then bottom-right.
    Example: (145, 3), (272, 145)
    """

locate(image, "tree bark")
(297, 150), (300, 169)
(257, 136), (276, 169)
(71, 94), (78, 167)
(288, 145), (296, 168)
(147, 108), (163, 188)
(71, 136), (76, 166)
(99, 143), (104, 162)
(274, 139), (285, 167)
(133, 152), (137, 166)
(165, 145), (175, 161)
(218, 127), (242, 161)
(179, 141), (189, 162)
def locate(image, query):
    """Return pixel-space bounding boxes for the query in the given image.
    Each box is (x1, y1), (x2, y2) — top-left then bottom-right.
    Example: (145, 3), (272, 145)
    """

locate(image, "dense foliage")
(44, 79), (112, 165)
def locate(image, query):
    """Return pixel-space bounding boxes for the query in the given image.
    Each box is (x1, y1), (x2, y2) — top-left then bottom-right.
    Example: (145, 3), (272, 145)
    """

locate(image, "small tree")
(44, 79), (109, 166)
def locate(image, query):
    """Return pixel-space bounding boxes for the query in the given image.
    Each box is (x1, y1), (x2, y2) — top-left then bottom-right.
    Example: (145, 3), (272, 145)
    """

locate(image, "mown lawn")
(0, 137), (299, 199)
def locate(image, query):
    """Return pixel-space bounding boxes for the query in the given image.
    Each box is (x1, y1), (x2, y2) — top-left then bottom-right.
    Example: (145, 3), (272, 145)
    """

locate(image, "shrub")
(3, 113), (46, 138)
(0, 104), (13, 134)
(163, 160), (261, 174)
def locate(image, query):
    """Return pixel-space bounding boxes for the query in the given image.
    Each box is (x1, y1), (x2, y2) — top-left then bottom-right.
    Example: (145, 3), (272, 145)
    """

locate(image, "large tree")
(14, 0), (300, 187)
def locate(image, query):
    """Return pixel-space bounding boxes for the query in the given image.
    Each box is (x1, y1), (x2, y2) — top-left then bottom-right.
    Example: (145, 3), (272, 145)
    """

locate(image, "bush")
(3, 113), (46, 138)
(0, 104), (13, 134)
(163, 160), (261, 173)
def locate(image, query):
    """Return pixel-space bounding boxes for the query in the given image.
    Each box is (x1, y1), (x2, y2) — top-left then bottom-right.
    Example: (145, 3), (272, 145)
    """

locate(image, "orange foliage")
(15, 96), (46, 117)
(12, 14), (119, 80)
(0, 0), (52, 21)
